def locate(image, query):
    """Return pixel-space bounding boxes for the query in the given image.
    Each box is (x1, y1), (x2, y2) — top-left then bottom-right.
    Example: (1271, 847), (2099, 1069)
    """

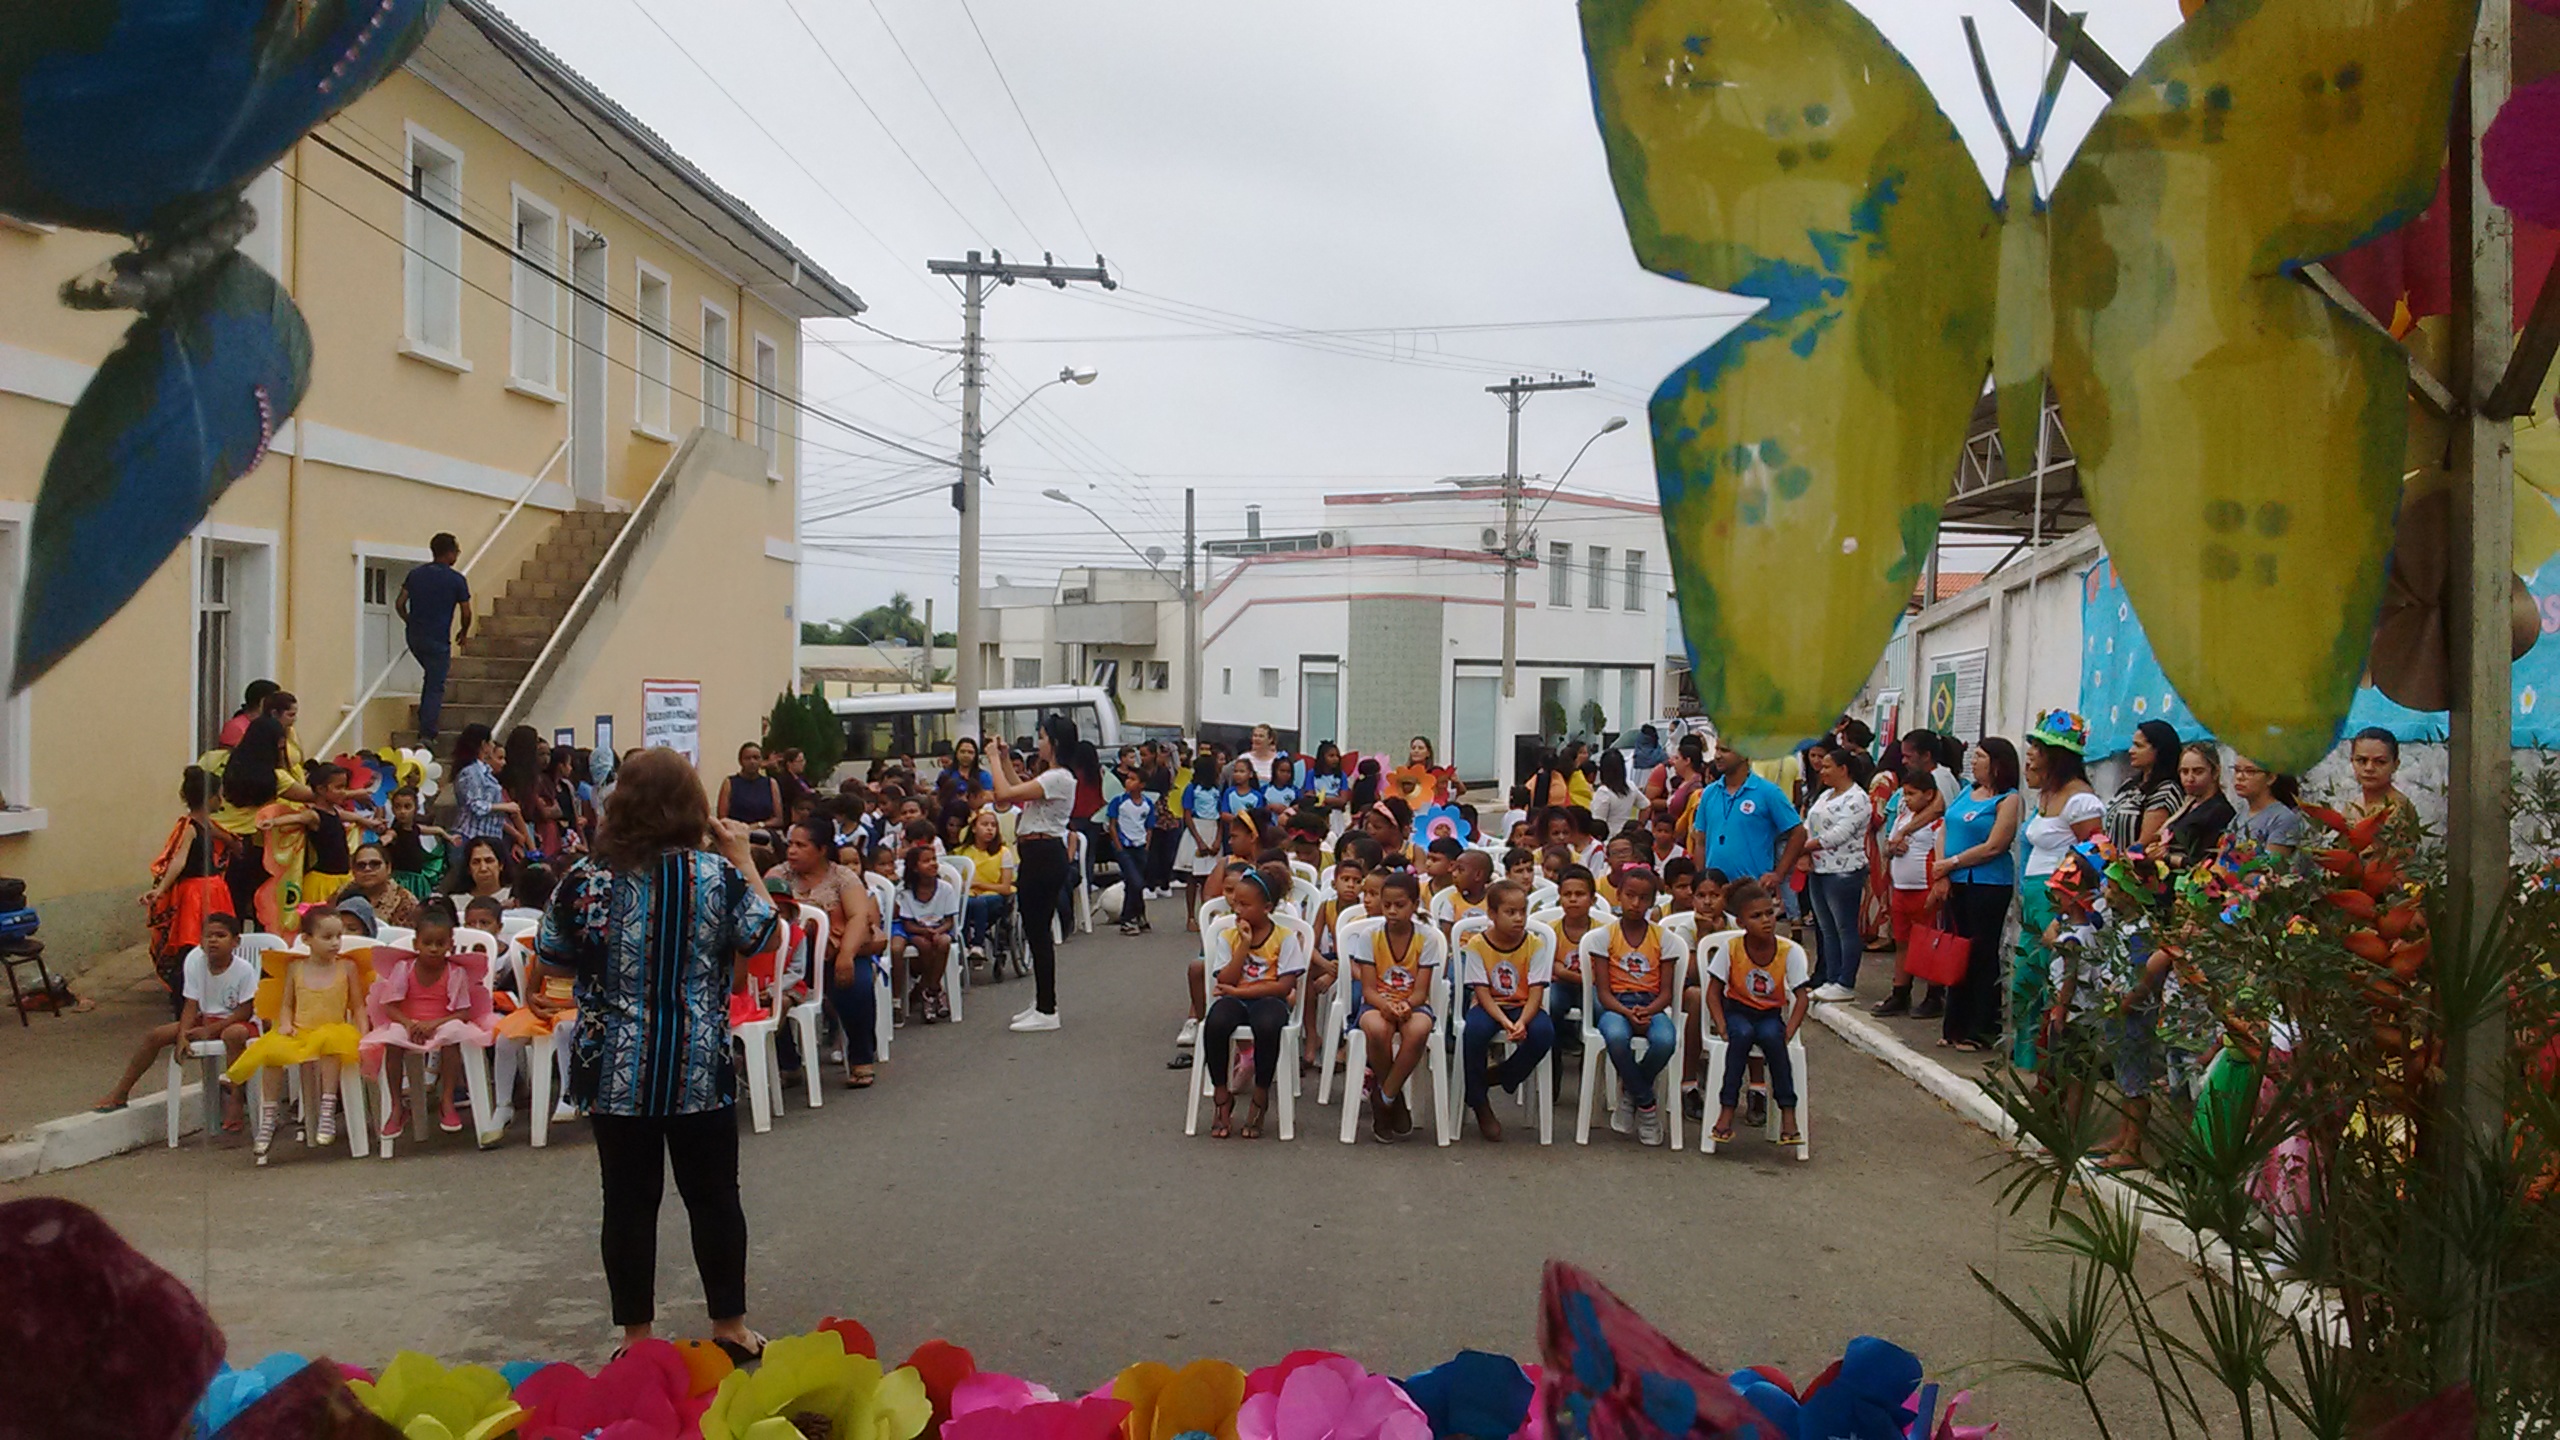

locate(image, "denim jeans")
(1595, 994), (1676, 1107)
(1807, 868), (1867, 991)
(1716, 1003), (1796, 1108)
(962, 894), (1005, 950)
(1544, 977), (1585, 1032)
(1462, 1006), (1555, 1107)
(825, 953), (879, 1067)
(410, 638), (451, 738)
(1112, 837), (1149, 924)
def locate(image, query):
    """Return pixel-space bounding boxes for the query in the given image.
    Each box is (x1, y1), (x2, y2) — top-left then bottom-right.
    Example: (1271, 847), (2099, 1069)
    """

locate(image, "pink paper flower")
(1235, 1355), (1429, 1440)
(2484, 77), (2560, 228)
(943, 1392), (1131, 1440)
(1244, 1351), (1350, 1403)
(511, 1339), (709, 1440)
(950, 1371), (1062, 1417)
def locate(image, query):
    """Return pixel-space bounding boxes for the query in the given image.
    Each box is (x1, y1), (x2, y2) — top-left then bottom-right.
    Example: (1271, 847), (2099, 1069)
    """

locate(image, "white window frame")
(1146, 660), (1169, 691)
(1587, 545), (1611, 610)
(752, 332), (782, 478)
(189, 524), (280, 760)
(400, 124), (467, 370)
(1547, 541), (1572, 608)
(633, 260), (675, 440)
(1623, 549), (1646, 611)
(506, 186), (563, 399)
(0, 504), (36, 828)
(698, 300), (733, 435)
(1258, 666), (1280, 699)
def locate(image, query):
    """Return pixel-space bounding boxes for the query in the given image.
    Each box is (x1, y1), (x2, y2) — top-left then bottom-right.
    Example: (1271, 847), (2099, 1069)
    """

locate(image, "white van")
(828, 686), (1121, 766)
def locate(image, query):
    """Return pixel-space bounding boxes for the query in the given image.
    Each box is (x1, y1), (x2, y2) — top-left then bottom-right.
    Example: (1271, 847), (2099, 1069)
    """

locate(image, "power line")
(840, 316), (961, 353)
(775, 0), (994, 240)
(858, 0), (1051, 248)
(956, 0), (1098, 253)
(963, 310), (1754, 345)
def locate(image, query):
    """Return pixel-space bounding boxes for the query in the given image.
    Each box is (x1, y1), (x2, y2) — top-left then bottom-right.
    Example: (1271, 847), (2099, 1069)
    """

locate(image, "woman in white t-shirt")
(987, 714), (1081, 1031)
(1798, 739), (1873, 1002)
(2014, 710), (2103, 1072)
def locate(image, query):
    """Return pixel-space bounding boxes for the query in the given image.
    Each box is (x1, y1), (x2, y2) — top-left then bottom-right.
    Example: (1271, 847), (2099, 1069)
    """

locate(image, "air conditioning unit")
(1318, 530), (1341, 549)
(1481, 526), (1503, 553)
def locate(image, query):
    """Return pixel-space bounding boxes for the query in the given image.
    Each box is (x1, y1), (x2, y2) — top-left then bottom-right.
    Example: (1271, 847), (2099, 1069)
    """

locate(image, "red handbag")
(1904, 919), (1971, 986)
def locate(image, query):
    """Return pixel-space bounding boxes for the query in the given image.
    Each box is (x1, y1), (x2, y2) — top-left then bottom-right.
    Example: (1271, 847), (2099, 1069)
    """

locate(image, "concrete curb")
(1, 1084), (205, 1182)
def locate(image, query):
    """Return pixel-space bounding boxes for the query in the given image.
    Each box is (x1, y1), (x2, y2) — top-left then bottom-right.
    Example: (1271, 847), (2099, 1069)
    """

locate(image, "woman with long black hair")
(1590, 748), (1637, 833)
(215, 704), (311, 921)
(2104, 718), (2183, 853)
(987, 714), (1082, 1032)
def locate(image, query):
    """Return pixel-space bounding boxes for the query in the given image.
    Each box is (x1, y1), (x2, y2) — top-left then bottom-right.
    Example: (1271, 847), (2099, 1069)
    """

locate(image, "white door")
(569, 229), (608, 504)
(1453, 675), (1498, 789)
(1301, 668), (1339, 752)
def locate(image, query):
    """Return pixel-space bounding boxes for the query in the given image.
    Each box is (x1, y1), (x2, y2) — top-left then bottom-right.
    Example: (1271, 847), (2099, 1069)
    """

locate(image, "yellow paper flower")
(1109, 1359), (1246, 1440)
(700, 1331), (931, 1440)
(348, 1351), (524, 1440)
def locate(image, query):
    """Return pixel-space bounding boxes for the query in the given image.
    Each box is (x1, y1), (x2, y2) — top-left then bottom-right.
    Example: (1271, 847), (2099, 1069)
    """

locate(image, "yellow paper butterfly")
(1581, 0), (2477, 770)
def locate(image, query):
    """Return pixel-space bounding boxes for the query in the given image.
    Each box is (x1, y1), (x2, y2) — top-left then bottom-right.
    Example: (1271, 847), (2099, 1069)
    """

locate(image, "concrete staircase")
(397, 508), (629, 745)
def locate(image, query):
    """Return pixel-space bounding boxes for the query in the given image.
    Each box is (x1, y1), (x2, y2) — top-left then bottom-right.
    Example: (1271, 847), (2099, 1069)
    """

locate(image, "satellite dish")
(1145, 545), (1166, 566)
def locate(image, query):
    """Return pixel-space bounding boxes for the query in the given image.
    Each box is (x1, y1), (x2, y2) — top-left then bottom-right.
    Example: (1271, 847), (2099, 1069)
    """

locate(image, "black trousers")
(1943, 881), (2013, 1048)
(1147, 824), (1180, 889)
(591, 1107), (747, 1326)
(1204, 994), (1291, 1092)
(1016, 835), (1070, 1014)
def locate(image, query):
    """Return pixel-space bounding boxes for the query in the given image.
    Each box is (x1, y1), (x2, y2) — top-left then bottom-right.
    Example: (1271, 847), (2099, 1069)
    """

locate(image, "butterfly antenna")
(2019, 11), (2087, 159)
(1959, 16), (2025, 163)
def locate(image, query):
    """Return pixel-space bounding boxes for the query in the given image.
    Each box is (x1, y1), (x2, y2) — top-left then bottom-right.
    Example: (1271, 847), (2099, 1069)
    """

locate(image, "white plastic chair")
(1313, 902), (1368, 1105)
(862, 874), (897, 1062)
(1331, 917), (1454, 1145)
(1573, 924), (1691, 1149)
(728, 916), (795, 1134)
(1447, 914), (1556, 1145)
(492, 940), (577, 1149)
(1070, 835), (1095, 935)
(1695, 930), (1810, 1161)
(376, 925), (416, 949)
(166, 1037), (231, 1149)
(784, 903), (829, 1109)
(1287, 877), (1321, 915)
(1289, 859), (1319, 888)
(1197, 895), (1232, 929)
(936, 860), (971, 1022)
(1526, 881), (1559, 911)
(1182, 912), (1312, 1141)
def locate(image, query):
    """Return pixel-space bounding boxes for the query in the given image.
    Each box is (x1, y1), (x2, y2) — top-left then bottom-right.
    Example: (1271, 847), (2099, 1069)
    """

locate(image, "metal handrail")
(315, 438), (569, 758)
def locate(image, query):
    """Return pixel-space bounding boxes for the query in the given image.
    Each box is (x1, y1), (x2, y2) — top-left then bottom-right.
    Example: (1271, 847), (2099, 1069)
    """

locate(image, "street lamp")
(985, 366), (1098, 439)
(958, 365), (1095, 739)
(1044, 485), (1200, 735)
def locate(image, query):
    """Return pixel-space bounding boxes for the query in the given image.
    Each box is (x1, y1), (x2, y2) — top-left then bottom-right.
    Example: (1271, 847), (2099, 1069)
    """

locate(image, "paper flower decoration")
(668, 1339), (739, 1400)
(196, 1352), (322, 1438)
(511, 1339), (711, 1440)
(1397, 1350), (1535, 1440)
(1732, 1337), (1922, 1440)
(347, 1352), (523, 1440)
(904, 1338), (978, 1431)
(199, 1357), (402, 1440)
(1413, 804), (1472, 848)
(1235, 1356), (1428, 1440)
(944, 1372), (1132, 1440)
(1110, 1358), (1248, 1440)
(2484, 76), (2560, 228)
(0, 1197), (226, 1440)
(698, 1331), (929, 1440)
(819, 1316), (881, 1360)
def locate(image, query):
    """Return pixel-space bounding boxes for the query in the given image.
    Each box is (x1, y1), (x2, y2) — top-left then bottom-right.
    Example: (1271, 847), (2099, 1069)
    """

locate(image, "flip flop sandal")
(1710, 1123), (1737, 1143)
(713, 1332), (768, 1369)
(846, 1068), (876, 1089)
(1209, 1098), (1234, 1139)
(1776, 1130), (1804, 1146)
(90, 1100), (128, 1114)
(1166, 1052), (1195, 1069)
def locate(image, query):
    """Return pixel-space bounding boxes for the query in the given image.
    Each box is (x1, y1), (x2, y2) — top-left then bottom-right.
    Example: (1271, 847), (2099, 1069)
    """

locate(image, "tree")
(761, 690), (844, 783)
(932, 630), (956, 647)
(800, 593), (932, 649)
(1578, 699), (1608, 741)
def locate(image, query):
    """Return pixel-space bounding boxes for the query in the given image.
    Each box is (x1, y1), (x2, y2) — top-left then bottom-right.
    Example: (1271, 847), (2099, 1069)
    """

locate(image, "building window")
(699, 302), (732, 434)
(753, 334), (781, 475)
(1222, 667), (1233, 696)
(403, 129), (464, 360)
(1146, 661), (1169, 690)
(635, 265), (673, 436)
(1624, 550), (1646, 611)
(1548, 542), (1572, 607)
(1259, 667), (1280, 699)
(193, 537), (274, 754)
(1009, 656), (1041, 688)
(509, 192), (560, 391)
(359, 555), (425, 700)
(1587, 545), (1611, 609)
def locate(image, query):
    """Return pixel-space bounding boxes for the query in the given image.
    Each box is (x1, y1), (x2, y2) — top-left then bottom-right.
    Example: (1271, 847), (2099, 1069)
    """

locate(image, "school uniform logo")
(1738, 799), (1757, 815)
(1744, 967), (1780, 1002)
(1494, 961), (1519, 994)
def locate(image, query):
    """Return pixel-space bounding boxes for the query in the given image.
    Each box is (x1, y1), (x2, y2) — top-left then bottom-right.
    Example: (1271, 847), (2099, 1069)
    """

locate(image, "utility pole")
(927, 249), (1116, 739)
(1489, 374), (1594, 699)
(920, 597), (933, 694)
(1184, 486), (1201, 736)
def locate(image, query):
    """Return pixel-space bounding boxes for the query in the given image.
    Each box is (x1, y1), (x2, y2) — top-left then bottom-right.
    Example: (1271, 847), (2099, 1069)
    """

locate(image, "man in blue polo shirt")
(1689, 740), (1807, 893)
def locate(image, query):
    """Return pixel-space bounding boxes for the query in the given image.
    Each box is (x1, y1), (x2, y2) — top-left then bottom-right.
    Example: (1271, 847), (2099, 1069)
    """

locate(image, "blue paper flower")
(1399, 1351), (1533, 1440)
(192, 1352), (312, 1438)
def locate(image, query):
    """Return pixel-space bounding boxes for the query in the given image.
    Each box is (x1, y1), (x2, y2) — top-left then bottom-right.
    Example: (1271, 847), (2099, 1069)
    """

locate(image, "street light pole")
(1487, 375), (1597, 700)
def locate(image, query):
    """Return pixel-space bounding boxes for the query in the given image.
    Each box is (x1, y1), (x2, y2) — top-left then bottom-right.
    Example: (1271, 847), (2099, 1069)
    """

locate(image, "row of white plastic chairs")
(1179, 895), (1808, 1159)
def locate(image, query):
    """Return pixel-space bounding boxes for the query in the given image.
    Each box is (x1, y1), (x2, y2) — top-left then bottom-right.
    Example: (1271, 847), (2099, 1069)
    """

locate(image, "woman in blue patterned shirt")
(534, 747), (778, 1363)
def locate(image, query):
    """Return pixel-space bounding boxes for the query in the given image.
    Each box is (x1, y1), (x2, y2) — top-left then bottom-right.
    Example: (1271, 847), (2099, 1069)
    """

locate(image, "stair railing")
(317, 438), (570, 758)
(492, 432), (697, 736)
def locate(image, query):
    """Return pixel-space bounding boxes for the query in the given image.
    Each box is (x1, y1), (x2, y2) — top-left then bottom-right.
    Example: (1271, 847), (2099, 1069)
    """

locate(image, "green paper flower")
(701, 1331), (932, 1440)
(348, 1350), (524, 1440)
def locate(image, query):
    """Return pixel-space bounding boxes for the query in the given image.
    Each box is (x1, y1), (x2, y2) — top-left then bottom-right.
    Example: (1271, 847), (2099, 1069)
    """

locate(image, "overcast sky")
(485, 0), (2184, 625)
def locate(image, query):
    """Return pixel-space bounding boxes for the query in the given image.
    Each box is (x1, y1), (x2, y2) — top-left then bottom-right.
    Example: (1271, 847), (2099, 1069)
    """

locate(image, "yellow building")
(0, 1), (861, 961)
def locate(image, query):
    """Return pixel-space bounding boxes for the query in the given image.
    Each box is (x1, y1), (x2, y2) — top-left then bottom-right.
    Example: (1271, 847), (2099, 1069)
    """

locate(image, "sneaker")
(253, 1101), (279, 1162)
(1637, 1103), (1664, 1147)
(1871, 987), (1912, 1017)
(315, 1095), (340, 1146)
(1912, 992), (1947, 1020)
(1612, 1090), (1635, 1134)
(438, 1099), (464, 1134)
(1372, 1093), (1396, 1144)
(1019, 1003), (1045, 1025)
(381, 1107), (407, 1140)
(1811, 983), (1857, 1003)
(1745, 1089), (1770, 1130)
(1174, 1017), (1201, 1047)
(1681, 1086), (1705, 1123)
(1391, 1095), (1415, 1137)
(1009, 1010), (1061, 1033)
(552, 1101), (579, 1124)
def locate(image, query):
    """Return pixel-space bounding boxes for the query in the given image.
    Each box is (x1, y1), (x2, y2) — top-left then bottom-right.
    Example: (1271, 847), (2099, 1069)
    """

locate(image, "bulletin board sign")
(641, 680), (701, 765)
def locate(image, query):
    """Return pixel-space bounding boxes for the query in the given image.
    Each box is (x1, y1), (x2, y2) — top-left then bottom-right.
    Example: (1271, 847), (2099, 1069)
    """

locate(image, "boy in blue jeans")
(1105, 767), (1157, 935)
(1593, 865), (1677, 1145)
(1702, 878), (1811, 1147)
(1458, 880), (1553, 1142)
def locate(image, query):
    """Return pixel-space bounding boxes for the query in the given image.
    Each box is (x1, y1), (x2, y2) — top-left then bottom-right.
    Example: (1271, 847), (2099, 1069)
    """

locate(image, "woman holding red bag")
(1925, 738), (2022, 1053)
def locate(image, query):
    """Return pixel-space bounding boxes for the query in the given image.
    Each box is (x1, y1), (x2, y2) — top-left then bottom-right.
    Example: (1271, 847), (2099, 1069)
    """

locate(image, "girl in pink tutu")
(361, 907), (494, 1136)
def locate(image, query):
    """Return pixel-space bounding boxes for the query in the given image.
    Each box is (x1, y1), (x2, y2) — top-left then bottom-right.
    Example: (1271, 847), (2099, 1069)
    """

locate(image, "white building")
(1198, 487), (1672, 786)
(976, 566), (1190, 735)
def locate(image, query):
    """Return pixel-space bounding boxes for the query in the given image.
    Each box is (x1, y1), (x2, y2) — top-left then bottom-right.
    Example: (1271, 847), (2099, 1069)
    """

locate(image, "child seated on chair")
(1458, 880), (1552, 1142)
(1593, 835), (1641, 910)
(1660, 857), (1697, 920)
(360, 908), (495, 1142)
(493, 894), (581, 1119)
(383, 785), (449, 896)
(1303, 854), (1364, 1072)
(1420, 836), (1463, 901)
(1204, 867), (1305, 1141)
(1428, 849), (1493, 928)
(1350, 872), (1435, 1142)
(1702, 879), (1810, 1149)
(1593, 866), (1677, 1146)
(96, 911), (262, 1126)
(462, 893), (505, 938)
(225, 908), (364, 1162)
(894, 844), (959, 1024)
(503, 863), (553, 933)
(1547, 865), (1600, 1035)
(1680, 868), (1735, 1118)
(1176, 859), (1249, 1058)
(1503, 846), (1537, 891)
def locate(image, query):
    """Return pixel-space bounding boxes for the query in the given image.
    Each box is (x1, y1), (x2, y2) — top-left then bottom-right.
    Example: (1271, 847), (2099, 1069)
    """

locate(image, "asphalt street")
(20, 920), (2183, 1436)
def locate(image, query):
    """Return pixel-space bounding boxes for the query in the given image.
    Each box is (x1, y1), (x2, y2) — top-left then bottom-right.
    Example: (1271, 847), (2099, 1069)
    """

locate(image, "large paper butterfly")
(1581, 0), (2477, 771)
(0, 0), (446, 691)
(1536, 1261), (1762, 1438)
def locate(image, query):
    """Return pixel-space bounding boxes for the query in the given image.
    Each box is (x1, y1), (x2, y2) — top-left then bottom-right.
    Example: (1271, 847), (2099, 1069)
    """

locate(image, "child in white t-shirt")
(1874, 774), (1946, 1019)
(96, 913), (276, 1128)
(1701, 879), (1810, 1147)
(895, 846), (963, 1024)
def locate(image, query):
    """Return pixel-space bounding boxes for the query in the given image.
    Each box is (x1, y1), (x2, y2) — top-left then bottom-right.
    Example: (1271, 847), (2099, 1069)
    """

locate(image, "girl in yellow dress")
(225, 908), (363, 1163)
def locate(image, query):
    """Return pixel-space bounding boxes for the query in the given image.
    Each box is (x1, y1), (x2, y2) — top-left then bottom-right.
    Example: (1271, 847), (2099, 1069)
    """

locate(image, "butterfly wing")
(2046, 0), (2479, 772)
(1536, 1260), (1762, 1438)
(16, 253), (310, 690)
(1579, 0), (1998, 757)
(0, 0), (443, 232)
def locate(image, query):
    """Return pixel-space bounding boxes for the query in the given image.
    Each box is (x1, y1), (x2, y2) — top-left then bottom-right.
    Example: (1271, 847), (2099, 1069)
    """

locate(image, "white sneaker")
(1175, 1017), (1201, 1047)
(1014, 1003), (1042, 1024)
(1009, 1010), (1061, 1033)
(1638, 1104), (1664, 1146)
(1612, 1090), (1634, 1134)
(551, 1101), (580, 1124)
(1811, 983), (1857, 1003)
